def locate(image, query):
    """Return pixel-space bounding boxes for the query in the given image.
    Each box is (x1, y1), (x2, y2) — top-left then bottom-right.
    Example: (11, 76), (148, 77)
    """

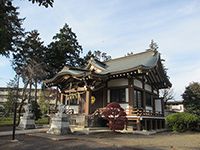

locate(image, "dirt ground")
(0, 131), (200, 150)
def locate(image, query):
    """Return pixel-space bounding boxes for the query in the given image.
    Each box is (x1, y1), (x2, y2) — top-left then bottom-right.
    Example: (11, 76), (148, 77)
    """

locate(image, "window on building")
(133, 89), (143, 108)
(146, 93), (152, 106)
(110, 88), (126, 103)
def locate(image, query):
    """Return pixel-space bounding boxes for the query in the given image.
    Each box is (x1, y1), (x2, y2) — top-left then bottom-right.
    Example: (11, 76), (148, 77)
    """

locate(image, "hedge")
(166, 112), (199, 132)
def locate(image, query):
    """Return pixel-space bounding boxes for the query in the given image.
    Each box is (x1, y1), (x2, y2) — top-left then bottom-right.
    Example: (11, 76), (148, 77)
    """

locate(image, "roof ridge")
(104, 49), (157, 63)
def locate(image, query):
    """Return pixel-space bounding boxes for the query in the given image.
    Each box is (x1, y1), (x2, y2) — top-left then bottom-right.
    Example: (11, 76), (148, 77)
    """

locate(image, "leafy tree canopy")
(148, 39), (158, 51)
(0, 0), (53, 56)
(4, 75), (19, 116)
(93, 50), (111, 62)
(31, 100), (42, 120)
(182, 82), (200, 116)
(28, 0), (54, 7)
(81, 50), (111, 66)
(44, 23), (83, 78)
(0, 0), (24, 56)
(12, 30), (46, 83)
(160, 88), (175, 103)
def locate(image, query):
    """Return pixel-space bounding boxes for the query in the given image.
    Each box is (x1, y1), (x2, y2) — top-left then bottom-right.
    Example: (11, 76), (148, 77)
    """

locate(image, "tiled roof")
(44, 50), (171, 88)
(101, 50), (159, 74)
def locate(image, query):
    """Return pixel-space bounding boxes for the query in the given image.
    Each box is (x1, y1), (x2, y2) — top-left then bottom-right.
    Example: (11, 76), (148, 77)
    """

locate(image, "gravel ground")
(0, 132), (200, 150)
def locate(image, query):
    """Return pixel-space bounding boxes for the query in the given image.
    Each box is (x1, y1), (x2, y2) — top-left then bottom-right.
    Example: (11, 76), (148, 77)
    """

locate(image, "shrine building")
(44, 49), (172, 131)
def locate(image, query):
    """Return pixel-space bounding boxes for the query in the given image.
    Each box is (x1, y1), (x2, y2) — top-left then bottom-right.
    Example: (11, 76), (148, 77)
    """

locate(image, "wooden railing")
(127, 108), (163, 117)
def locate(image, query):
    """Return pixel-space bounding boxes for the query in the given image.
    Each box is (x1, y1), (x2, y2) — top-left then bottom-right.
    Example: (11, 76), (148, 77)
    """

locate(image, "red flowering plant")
(101, 102), (127, 132)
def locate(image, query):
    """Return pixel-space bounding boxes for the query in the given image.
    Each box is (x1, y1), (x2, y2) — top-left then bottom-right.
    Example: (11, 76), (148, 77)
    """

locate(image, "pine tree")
(80, 50), (111, 66)
(12, 30), (47, 83)
(149, 39), (158, 51)
(12, 30), (46, 123)
(0, 0), (24, 56)
(45, 23), (83, 78)
(28, 0), (54, 7)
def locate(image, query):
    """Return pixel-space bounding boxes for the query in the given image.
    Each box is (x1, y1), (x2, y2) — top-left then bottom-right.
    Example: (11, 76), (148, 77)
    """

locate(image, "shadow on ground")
(0, 132), (200, 150)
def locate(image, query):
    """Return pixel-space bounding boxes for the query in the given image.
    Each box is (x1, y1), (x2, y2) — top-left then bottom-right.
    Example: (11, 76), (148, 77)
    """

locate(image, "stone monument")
(18, 104), (36, 129)
(47, 104), (70, 135)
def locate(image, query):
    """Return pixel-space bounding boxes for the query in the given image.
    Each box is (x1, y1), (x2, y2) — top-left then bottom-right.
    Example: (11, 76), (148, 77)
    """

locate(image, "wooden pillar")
(161, 98), (165, 116)
(150, 119), (153, 130)
(163, 120), (166, 129)
(61, 94), (64, 104)
(158, 120), (160, 129)
(85, 89), (91, 115)
(144, 119), (147, 130)
(128, 78), (133, 114)
(142, 76), (146, 109)
(136, 119), (141, 130)
(160, 119), (163, 129)
(102, 83), (107, 107)
(152, 87), (155, 114)
(155, 119), (158, 130)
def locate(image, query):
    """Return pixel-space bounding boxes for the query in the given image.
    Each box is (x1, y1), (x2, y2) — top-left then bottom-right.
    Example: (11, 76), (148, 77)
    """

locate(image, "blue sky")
(0, 0), (200, 100)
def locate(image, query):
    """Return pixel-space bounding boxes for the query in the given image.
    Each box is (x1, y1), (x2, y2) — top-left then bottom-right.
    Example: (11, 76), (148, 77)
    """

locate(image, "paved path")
(0, 128), (48, 136)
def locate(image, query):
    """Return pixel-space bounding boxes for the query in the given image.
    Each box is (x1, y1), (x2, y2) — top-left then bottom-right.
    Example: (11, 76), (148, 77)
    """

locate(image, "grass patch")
(0, 117), (49, 126)
(35, 117), (49, 125)
(0, 117), (15, 126)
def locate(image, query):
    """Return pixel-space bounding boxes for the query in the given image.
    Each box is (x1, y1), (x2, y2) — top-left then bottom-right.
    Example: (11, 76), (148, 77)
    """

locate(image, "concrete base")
(18, 113), (36, 129)
(47, 113), (70, 135)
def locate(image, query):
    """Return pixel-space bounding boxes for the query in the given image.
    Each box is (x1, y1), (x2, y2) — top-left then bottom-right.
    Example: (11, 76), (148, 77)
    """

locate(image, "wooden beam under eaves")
(149, 70), (158, 84)
(152, 67), (162, 84)
(145, 72), (155, 87)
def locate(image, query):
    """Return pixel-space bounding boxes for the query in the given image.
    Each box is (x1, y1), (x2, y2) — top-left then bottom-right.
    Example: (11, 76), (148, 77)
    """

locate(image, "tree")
(38, 90), (50, 115)
(4, 75), (19, 116)
(101, 102), (127, 132)
(12, 30), (47, 124)
(12, 30), (47, 82)
(182, 82), (200, 116)
(30, 100), (42, 120)
(12, 30), (47, 100)
(80, 50), (111, 66)
(83, 50), (94, 62)
(44, 23), (83, 78)
(12, 30), (46, 79)
(93, 50), (111, 61)
(148, 39), (158, 51)
(160, 88), (175, 105)
(0, 0), (53, 56)
(0, 0), (24, 56)
(28, 0), (54, 8)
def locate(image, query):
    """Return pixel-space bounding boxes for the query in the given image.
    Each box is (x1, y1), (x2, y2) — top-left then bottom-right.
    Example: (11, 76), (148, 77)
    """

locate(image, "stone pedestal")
(47, 105), (70, 135)
(18, 113), (36, 129)
(18, 104), (36, 129)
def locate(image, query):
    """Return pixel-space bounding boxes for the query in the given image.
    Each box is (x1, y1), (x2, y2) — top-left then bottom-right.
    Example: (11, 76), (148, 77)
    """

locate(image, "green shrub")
(35, 117), (49, 125)
(31, 101), (42, 120)
(166, 112), (199, 132)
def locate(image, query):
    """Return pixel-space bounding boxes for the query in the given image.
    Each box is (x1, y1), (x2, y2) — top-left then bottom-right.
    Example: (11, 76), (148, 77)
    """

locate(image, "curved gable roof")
(102, 50), (159, 74)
